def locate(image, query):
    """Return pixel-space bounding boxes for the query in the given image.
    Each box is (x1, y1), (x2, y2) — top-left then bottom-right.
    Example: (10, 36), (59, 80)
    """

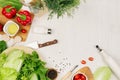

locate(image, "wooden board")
(0, 8), (34, 41)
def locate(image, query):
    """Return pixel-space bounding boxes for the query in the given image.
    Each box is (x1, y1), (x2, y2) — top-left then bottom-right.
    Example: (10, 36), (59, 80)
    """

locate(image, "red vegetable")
(16, 10), (32, 26)
(81, 60), (86, 64)
(21, 29), (27, 33)
(2, 5), (17, 19)
(73, 73), (86, 80)
(88, 57), (94, 61)
(0, 23), (3, 31)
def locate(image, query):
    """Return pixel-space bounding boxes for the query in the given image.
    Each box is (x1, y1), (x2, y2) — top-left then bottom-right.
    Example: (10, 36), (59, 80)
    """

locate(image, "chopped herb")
(0, 40), (7, 53)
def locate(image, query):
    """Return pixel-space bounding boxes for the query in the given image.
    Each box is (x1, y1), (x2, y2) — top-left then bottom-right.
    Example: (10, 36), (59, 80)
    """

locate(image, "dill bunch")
(43, 0), (80, 18)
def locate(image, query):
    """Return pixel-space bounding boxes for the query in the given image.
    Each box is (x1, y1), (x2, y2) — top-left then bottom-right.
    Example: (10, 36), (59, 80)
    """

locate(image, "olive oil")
(7, 24), (18, 35)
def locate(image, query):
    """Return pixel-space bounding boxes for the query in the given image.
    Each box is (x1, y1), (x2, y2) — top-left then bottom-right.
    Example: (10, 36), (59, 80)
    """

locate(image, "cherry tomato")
(21, 29), (27, 33)
(73, 73), (86, 80)
(81, 60), (86, 64)
(0, 24), (3, 31)
(88, 57), (94, 61)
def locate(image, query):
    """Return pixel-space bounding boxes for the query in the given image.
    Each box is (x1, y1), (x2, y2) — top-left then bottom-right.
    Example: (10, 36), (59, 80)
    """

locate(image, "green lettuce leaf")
(0, 67), (18, 80)
(3, 49), (24, 72)
(0, 53), (7, 67)
(94, 66), (112, 80)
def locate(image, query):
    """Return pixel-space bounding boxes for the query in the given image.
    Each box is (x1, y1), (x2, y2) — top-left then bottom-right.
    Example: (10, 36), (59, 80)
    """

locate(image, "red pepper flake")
(81, 60), (86, 64)
(88, 57), (94, 61)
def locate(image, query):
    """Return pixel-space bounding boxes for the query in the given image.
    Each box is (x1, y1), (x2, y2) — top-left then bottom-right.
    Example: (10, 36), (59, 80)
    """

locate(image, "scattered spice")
(88, 57), (94, 61)
(53, 60), (55, 62)
(81, 60), (86, 65)
(48, 55), (72, 73)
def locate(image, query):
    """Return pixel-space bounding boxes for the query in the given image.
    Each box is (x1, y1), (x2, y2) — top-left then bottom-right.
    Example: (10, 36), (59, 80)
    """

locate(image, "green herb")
(43, 0), (80, 18)
(0, 40), (7, 53)
(0, 0), (22, 10)
(17, 51), (50, 80)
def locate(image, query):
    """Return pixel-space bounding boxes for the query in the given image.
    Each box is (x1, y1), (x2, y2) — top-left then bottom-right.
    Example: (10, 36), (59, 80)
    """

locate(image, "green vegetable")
(0, 0), (22, 10)
(0, 67), (18, 80)
(0, 53), (7, 67)
(0, 50), (19, 80)
(94, 66), (112, 80)
(30, 73), (39, 80)
(17, 51), (50, 80)
(0, 40), (7, 54)
(44, 0), (80, 18)
(3, 49), (24, 72)
(0, 49), (50, 80)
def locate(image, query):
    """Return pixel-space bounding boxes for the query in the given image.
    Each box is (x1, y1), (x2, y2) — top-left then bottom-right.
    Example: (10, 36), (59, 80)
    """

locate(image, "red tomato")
(21, 29), (27, 33)
(73, 73), (86, 80)
(81, 60), (86, 64)
(88, 57), (94, 61)
(0, 24), (3, 31)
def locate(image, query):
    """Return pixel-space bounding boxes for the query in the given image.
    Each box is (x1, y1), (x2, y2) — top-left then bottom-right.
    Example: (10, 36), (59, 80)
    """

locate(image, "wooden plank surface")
(0, 8), (34, 41)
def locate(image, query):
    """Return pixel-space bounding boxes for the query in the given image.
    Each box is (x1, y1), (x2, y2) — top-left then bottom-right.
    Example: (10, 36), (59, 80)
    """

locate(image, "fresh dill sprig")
(43, 0), (80, 18)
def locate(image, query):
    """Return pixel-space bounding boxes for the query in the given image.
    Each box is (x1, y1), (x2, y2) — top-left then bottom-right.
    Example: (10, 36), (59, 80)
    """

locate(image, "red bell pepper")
(16, 10), (32, 26)
(2, 5), (17, 19)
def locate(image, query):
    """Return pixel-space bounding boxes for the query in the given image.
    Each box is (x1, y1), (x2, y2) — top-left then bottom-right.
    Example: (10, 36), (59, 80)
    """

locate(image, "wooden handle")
(61, 71), (72, 80)
(38, 39), (58, 48)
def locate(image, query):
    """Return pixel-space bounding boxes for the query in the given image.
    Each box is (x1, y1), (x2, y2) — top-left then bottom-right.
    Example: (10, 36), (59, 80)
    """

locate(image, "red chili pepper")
(2, 5), (17, 19)
(16, 10), (32, 26)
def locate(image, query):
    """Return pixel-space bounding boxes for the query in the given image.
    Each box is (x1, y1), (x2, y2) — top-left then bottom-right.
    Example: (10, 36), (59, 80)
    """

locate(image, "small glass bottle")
(32, 26), (52, 34)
